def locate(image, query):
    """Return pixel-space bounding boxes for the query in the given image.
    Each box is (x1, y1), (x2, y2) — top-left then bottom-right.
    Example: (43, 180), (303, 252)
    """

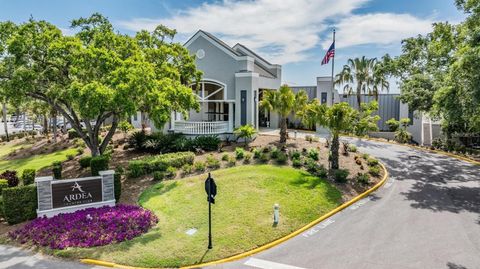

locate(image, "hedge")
(0, 179), (8, 195)
(114, 173), (121, 203)
(2, 185), (37, 224)
(52, 161), (62, 179)
(127, 152), (195, 178)
(91, 155), (109, 176)
(79, 156), (92, 169)
(21, 169), (36, 185)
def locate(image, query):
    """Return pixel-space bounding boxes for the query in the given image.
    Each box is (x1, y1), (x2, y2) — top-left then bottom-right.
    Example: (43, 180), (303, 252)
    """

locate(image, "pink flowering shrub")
(9, 205), (158, 249)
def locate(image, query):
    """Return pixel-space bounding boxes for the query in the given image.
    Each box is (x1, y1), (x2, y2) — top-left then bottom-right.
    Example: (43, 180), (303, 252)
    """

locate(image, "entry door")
(241, 90), (247, 125)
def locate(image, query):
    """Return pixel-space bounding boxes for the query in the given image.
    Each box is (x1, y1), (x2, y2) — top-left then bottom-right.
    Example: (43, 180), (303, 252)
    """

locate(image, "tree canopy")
(0, 13), (201, 155)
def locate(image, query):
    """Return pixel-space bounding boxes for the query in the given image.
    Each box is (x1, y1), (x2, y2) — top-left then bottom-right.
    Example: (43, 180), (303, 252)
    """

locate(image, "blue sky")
(0, 0), (465, 91)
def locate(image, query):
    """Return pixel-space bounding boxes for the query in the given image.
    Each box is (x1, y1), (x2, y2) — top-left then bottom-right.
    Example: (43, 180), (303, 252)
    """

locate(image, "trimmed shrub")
(334, 169), (349, 183)
(165, 167), (177, 179)
(276, 152), (288, 165)
(367, 158), (379, 167)
(270, 147), (280, 159)
(91, 155), (110, 176)
(79, 156), (92, 169)
(259, 152), (269, 163)
(153, 171), (165, 181)
(308, 148), (319, 161)
(244, 152), (252, 164)
(235, 147), (245, 159)
(206, 155), (221, 169)
(2, 185), (37, 224)
(227, 156), (236, 167)
(362, 153), (369, 160)
(52, 161), (62, 179)
(262, 146), (271, 153)
(127, 152), (195, 177)
(1, 170), (19, 187)
(0, 179), (9, 194)
(194, 161), (206, 172)
(66, 154), (75, 161)
(369, 166), (381, 176)
(221, 153), (229, 161)
(348, 144), (357, 152)
(21, 169), (36, 186)
(356, 173), (370, 185)
(181, 164), (193, 175)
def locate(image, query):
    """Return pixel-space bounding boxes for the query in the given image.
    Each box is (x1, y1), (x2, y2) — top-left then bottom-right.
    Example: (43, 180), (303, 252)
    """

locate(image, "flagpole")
(331, 28), (336, 104)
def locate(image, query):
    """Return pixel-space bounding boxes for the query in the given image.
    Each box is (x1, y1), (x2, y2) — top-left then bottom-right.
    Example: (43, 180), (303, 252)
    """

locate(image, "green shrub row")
(128, 152), (195, 177)
(129, 132), (221, 153)
(2, 185), (37, 224)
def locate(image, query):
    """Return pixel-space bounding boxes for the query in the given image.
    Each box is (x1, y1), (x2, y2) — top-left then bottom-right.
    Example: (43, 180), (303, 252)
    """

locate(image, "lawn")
(0, 145), (77, 174)
(56, 165), (342, 268)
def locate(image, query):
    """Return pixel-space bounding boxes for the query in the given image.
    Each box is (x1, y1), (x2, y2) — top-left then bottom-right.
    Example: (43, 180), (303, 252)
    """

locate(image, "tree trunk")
(2, 103), (9, 142)
(356, 84), (362, 108)
(52, 115), (57, 143)
(331, 132), (340, 170)
(141, 112), (147, 132)
(43, 114), (48, 137)
(279, 116), (287, 144)
(62, 115), (67, 133)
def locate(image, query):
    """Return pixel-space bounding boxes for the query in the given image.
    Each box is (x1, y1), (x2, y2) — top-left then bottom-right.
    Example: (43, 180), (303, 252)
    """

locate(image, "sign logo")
(71, 182), (85, 193)
(52, 179), (102, 208)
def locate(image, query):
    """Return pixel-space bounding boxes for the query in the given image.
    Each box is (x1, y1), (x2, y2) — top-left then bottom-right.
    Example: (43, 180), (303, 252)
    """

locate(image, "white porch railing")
(174, 121), (229, 135)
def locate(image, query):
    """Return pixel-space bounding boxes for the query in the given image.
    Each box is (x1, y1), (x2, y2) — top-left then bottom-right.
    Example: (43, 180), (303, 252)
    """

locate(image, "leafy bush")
(253, 148), (261, 159)
(308, 148), (319, 161)
(367, 158), (379, 167)
(235, 147), (245, 159)
(270, 147), (280, 159)
(362, 153), (369, 160)
(304, 160), (327, 178)
(0, 179), (9, 194)
(192, 135), (221, 151)
(129, 131), (148, 150)
(66, 154), (75, 161)
(181, 164), (193, 175)
(292, 158), (303, 168)
(276, 152), (288, 165)
(153, 171), (165, 181)
(290, 150), (301, 160)
(165, 167), (177, 179)
(91, 155), (110, 176)
(244, 152), (252, 164)
(206, 155), (221, 169)
(334, 169), (349, 183)
(79, 156), (92, 169)
(234, 124), (256, 145)
(227, 156), (236, 167)
(262, 146), (271, 153)
(259, 152), (269, 163)
(369, 166), (381, 176)
(194, 161), (206, 172)
(342, 142), (350, 156)
(221, 153), (229, 161)
(67, 129), (80, 139)
(9, 205), (157, 249)
(127, 152), (195, 177)
(52, 161), (62, 179)
(2, 185), (37, 224)
(21, 169), (36, 185)
(0, 170), (19, 187)
(356, 173), (370, 185)
(386, 118), (400, 132)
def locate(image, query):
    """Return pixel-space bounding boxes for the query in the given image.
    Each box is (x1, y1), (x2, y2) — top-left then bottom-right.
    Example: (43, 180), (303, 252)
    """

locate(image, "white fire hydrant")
(273, 203), (280, 225)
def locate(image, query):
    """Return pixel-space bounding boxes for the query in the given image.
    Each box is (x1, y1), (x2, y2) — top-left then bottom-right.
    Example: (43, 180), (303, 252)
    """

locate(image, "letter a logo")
(71, 182), (85, 193)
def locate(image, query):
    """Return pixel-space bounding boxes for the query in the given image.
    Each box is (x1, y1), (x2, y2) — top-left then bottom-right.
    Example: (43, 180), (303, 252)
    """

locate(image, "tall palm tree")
(370, 65), (390, 100)
(335, 56), (377, 107)
(260, 85), (307, 143)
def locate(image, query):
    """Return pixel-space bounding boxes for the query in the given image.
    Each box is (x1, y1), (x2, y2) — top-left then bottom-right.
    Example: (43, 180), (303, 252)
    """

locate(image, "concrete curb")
(81, 163), (389, 269)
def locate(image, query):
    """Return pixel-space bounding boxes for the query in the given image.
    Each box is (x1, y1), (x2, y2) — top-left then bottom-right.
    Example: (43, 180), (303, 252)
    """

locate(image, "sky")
(0, 0), (465, 91)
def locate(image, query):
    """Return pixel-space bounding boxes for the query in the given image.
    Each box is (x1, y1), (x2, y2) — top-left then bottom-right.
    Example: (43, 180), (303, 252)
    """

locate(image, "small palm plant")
(234, 124), (257, 146)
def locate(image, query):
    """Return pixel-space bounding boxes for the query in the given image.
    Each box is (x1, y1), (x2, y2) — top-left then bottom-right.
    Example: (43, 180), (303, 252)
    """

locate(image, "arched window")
(191, 80), (226, 101)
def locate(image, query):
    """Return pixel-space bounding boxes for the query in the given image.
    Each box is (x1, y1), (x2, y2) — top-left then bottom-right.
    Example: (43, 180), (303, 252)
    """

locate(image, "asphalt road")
(0, 138), (478, 269)
(208, 138), (480, 269)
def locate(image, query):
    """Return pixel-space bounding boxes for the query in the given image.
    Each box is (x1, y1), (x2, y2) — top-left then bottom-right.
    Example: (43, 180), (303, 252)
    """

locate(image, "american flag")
(321, 42), (335, 65)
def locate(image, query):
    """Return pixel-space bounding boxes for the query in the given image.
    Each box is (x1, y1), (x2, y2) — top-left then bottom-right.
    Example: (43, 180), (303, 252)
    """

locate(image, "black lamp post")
(204, 173), (217, 249)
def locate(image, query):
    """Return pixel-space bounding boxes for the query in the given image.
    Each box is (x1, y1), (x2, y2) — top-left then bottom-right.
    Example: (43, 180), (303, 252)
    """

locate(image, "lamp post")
(205, 173), (217, 249)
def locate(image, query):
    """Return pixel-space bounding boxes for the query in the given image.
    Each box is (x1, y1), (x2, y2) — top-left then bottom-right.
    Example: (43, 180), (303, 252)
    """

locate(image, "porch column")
(170, 111), (175, 131)
(228, 103), (233, 132)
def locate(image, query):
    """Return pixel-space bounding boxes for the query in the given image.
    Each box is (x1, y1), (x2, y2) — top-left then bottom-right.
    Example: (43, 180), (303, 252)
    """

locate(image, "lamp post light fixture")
(273, 203), (280, 225)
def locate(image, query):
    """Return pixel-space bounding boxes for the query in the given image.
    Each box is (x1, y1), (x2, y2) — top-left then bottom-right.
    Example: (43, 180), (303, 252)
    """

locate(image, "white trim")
(198, 99), (235, 103)
(192, 78), (228, 101)
(232, 44), (281, 69)
(185, 31), (254, 62)
(235, 72), (260, 78)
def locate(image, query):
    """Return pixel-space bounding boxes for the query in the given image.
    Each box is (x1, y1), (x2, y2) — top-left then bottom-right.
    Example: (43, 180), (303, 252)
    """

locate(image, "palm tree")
(370, 65), (390, 100)
(335, 56), (377, 107)
(260, 85), (308, 143)
(301, 101), (356, 169)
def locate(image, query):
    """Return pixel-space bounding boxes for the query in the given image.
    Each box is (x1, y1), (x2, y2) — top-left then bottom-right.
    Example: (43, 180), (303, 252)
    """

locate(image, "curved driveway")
(210, 138), (480, 269)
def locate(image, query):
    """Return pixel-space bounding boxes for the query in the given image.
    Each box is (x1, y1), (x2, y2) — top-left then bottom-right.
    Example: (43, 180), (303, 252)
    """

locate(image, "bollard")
(294, 130), (297, 139)
(273, 203), (280, 224)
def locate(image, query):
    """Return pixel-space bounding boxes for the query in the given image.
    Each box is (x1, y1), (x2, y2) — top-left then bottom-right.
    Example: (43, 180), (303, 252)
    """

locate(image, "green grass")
(0, 147), (77, 174)
(0, 141), (33, 158)
(55, 165), (341, 268)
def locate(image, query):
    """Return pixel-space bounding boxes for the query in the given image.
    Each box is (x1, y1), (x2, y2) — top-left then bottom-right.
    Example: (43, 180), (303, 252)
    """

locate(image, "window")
(133, 113), (137, 121)
(321, 92), (328, 104)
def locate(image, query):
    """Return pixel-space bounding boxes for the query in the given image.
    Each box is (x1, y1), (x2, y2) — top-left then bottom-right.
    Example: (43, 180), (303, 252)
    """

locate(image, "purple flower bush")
(9, 205), (158, 249)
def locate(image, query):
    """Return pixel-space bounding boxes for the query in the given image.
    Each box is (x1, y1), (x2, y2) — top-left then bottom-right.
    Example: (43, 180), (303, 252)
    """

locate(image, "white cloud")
(59, 27), (76, 36)
(327, 13), (433, 49)
(117, 1), (434, 64)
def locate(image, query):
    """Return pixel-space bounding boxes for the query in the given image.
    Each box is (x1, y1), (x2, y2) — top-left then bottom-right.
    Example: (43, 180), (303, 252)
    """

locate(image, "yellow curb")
(81, 163), (388, 269)
(347, 135), (480, 166)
